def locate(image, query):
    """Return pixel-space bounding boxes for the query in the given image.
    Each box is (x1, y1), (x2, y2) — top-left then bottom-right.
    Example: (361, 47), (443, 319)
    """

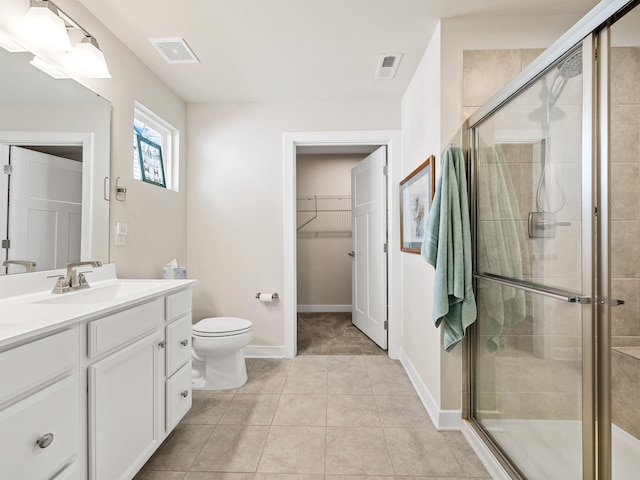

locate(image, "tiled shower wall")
(610, 46), (640, 439)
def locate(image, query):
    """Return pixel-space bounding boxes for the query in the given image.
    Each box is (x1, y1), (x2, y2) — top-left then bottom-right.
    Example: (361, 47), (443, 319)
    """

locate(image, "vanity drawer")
(166, 313), (192, 375)
(166, 289), (192, 322)
(0, 374), (79, 480)
(166, 362), (192, 431)
(88, 299), (163, 358)
(0, 328), (78, 405)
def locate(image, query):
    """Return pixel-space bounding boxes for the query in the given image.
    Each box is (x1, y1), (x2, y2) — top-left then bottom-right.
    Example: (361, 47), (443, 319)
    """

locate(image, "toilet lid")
(193, 317), (253, 337)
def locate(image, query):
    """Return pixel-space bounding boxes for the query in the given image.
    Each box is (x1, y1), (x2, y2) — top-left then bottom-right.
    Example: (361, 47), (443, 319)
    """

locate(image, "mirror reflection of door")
(1, 146), (82, 275)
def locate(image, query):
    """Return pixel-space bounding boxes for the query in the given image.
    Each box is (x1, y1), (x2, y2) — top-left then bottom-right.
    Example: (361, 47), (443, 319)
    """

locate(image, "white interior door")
(351, 146), (387, 349)
(7, 146), (82, 273)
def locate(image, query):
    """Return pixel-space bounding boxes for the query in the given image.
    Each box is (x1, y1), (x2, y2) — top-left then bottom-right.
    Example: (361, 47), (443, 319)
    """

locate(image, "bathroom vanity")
(0, 264), (196, 480)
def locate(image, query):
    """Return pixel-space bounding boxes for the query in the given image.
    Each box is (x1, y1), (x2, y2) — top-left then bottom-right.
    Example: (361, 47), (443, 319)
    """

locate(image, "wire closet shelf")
(296, 195), (352, 233)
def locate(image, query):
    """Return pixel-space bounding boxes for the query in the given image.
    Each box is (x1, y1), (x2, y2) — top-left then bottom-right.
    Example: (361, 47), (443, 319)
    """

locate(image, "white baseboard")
(399, 349), (462, 431)
(297, 305), (352, 313)
(461, 420), (511, 480)
(243, 345), (285, 358)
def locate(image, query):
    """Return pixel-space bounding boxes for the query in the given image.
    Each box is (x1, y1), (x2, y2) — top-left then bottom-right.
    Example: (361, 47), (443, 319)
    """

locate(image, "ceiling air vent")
(149, 37), (199, 64)
(375, 54), (402, 80)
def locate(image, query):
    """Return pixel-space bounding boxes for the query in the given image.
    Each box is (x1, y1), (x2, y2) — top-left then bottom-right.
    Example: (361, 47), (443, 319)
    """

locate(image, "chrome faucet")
(51, 261), (103, 294)
(2, 260), (36, 273)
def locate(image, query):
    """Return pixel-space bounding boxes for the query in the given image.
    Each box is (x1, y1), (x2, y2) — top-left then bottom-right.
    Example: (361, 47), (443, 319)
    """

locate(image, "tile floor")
(297, 313), (385, 355)
(135, 355), (491, 480)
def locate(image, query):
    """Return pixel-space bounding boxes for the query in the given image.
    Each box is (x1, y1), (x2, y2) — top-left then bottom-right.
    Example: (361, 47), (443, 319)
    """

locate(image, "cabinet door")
(88, 330), (164, 480)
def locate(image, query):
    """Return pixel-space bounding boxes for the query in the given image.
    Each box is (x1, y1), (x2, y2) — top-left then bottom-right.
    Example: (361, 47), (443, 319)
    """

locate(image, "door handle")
(348, 251), (355, 257)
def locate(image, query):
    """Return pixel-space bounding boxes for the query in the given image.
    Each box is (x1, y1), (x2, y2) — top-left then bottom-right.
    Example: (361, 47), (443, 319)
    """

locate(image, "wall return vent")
(149, 37), (199, 64)
(375, 54), (402, 79)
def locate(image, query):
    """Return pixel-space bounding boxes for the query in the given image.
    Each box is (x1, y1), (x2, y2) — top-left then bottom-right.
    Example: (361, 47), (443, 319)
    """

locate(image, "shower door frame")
(462, 1), (637, 478)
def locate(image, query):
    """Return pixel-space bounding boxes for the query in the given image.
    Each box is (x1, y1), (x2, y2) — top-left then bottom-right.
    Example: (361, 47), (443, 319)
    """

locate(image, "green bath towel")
(421, 147), (477, 351)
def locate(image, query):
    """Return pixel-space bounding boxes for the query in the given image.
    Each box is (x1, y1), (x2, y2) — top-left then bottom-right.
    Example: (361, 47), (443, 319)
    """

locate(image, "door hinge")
(383, 243), (388, 253)
(383, 165), (388, 176)
(1, 239), (9, 249)
(3, 164), (11, 175)
(384, 320), (388, 330)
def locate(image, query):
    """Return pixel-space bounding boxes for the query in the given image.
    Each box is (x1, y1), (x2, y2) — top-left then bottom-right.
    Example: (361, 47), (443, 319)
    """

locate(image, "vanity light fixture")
(30, 55), (69, 78)
(20, 0), (73, 52)
(73, 35), (111, 78)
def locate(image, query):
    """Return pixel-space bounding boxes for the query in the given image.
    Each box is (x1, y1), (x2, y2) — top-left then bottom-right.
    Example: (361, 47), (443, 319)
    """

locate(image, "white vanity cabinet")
(86, 287), (193, 480)
(0, 328), (81, 480)
(0, 273), (195, 480)
(87, 299), (165, 480)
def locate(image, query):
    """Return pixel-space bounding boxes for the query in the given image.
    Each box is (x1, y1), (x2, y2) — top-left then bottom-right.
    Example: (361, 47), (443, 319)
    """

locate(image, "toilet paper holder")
(256, 292), (279, 299)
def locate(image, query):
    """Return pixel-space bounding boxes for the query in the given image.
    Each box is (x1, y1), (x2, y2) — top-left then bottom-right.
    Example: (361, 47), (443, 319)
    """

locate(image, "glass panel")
(610, 5), (640, 479)
(473, 45), (585, 479)
(475, 278), (583, 479)
(475, 48), (584, 294)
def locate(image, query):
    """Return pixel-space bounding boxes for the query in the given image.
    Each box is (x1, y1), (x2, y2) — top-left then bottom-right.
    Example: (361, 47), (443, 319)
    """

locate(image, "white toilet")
(191, 317), (253, 390)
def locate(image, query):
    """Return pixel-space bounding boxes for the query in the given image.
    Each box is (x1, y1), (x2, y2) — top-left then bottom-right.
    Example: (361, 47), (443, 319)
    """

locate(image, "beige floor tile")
(181, 393), (234, 425)
(282, 372), (328, 394)
(289, 355), (329, 373)
(257, 426), (326, 474)
(328, 372), (372, 395)
(218, 393), (280, 425)
(325, 427), (393, 475)
(327, 356), (369, 373)
(185, 474), (255, 480)
(246, 358), (292, 373)
(272, 394), (327, 426)
(134, 470), (187, 480)
(384, 428), (465, 477)
(371, 371), (416, 396)
(442, 431), (492, 478)
(327, 395), (380, 427)
(144, 425), (213, 471)
(374, 395), (433, 428)
(191, 425), (270, 472)
(238, 371), (287, 394)
(255, 475), (323, 480)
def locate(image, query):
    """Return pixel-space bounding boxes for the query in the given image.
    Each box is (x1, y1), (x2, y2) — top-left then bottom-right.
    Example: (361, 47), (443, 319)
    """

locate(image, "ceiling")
(77, 0), (599, 104)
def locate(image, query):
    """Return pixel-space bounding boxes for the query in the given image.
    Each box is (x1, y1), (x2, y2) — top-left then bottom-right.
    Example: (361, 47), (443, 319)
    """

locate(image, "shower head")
(557, 51), (582, 79)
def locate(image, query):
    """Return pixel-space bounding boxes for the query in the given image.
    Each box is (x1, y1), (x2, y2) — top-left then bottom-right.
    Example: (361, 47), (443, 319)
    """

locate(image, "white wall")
(400, 14), (586, 425)
(187, 101), (399, 353)
(0, 0), (189, 279)
(296, 154), (362, 310)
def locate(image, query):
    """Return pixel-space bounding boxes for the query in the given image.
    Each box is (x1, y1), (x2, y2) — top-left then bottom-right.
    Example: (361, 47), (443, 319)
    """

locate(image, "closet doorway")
(295, 146), (386, 355)
(283, 130), (402, 359)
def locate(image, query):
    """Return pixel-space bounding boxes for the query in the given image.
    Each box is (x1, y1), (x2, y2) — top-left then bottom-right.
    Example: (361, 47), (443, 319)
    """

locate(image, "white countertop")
(0, 264), (197, 349)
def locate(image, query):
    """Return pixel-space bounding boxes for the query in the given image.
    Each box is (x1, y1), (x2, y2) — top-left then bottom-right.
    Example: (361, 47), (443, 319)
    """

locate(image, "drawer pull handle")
(180, 339), (189, 347)
(181, 390), (189, 398)
(36, 433), (54, 449)
(158, 341), (166, 348)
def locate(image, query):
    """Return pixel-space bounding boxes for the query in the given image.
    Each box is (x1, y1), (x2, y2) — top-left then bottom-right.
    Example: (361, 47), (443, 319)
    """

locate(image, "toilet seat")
(193, 317), (253, 337)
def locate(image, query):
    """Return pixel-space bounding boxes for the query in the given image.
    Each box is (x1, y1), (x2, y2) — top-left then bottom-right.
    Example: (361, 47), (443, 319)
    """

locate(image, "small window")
(133, 102), (179, 191)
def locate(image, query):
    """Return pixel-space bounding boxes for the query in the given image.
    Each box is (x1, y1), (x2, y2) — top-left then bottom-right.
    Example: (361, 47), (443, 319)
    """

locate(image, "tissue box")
(162, 266), (187, 279)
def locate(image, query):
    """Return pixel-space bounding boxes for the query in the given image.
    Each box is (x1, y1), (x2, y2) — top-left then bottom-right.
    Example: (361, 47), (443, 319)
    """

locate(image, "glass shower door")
(471, 42), (591, 480)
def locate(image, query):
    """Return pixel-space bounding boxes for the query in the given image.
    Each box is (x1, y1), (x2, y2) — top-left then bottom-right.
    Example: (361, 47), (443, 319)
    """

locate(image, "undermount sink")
(34, 282), (162, 305)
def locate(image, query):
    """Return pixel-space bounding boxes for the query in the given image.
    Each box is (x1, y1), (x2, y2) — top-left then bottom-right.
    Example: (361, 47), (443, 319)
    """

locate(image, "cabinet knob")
(36, 433), (54, 449)
(181, 390), (189, 398)
(180, 339), (189, 347)
(158, 341), (166, 348)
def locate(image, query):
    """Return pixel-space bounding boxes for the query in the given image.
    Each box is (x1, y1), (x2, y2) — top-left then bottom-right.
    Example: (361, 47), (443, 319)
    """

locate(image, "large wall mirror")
(0, 48), (111, 275)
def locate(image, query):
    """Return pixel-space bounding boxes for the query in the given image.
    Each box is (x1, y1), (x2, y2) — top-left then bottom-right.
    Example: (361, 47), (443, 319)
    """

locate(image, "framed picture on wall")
(399, 155), (436, 253)
(136, 134), (166, 188)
